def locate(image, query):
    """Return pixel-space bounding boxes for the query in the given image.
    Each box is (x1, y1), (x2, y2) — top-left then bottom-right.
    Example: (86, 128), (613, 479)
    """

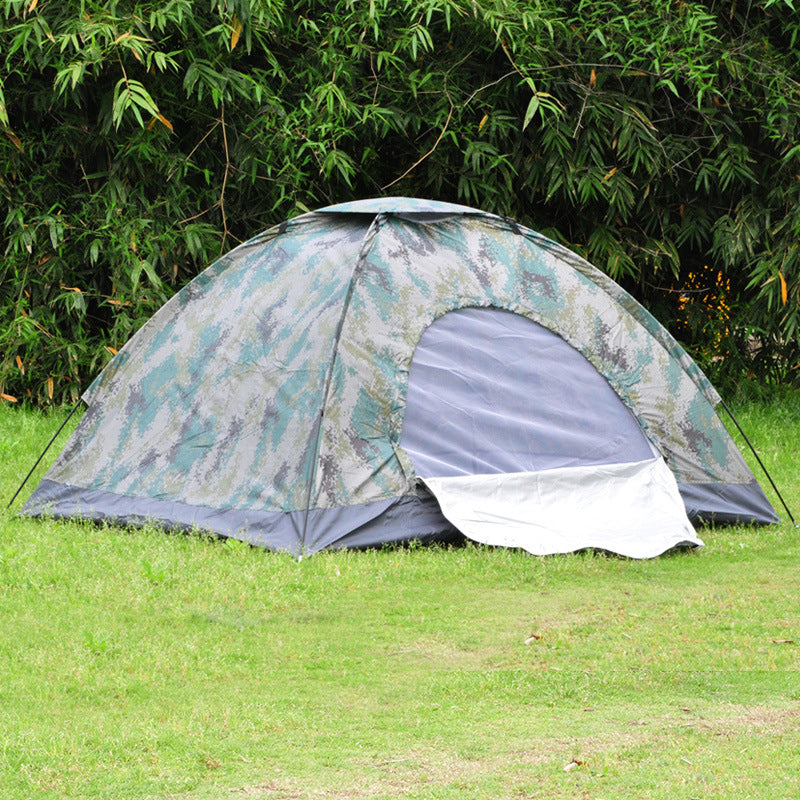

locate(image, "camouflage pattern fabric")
(24, 198), (772, 550)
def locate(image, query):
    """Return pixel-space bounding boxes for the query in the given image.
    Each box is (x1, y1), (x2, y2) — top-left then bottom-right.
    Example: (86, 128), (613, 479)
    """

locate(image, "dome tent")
(22, 198), (778, 557)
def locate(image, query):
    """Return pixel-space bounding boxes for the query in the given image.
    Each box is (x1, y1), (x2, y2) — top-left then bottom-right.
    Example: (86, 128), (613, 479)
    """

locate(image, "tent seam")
(299, 212), (386, 553)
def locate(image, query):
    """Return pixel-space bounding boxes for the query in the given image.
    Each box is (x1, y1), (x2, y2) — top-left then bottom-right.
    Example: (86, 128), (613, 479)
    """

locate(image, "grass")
(1, 395), (799, 800)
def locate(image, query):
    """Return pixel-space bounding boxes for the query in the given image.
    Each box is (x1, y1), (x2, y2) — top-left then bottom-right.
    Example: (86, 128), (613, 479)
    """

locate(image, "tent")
(22, 197), (778, 557)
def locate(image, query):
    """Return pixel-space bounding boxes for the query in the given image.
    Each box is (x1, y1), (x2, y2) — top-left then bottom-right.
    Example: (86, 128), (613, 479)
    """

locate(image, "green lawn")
(1, 397), (799, 800)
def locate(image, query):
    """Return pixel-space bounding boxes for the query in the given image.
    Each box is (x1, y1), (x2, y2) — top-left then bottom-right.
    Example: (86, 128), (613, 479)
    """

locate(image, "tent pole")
(719, 398), (797, 528)
(6, 399), (82, 510)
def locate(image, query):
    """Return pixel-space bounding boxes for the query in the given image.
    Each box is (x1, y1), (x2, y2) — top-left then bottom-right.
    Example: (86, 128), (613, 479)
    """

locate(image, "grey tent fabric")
(400, 307), (657, 477)
(29, 478), (456, 553)
(21, 197), (779, 555)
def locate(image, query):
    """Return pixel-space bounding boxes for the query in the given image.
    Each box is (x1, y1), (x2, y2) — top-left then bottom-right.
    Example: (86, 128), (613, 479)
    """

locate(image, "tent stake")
(6, 399), (82, 510)
(719, 398), (797, 527)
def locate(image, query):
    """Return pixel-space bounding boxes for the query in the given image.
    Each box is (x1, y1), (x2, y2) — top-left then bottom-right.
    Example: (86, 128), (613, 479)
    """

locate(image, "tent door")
(399, 307), (701, 557)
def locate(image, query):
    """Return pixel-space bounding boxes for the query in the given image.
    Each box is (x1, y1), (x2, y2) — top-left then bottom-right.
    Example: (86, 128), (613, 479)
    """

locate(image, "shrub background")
(2, 0), (799, 405)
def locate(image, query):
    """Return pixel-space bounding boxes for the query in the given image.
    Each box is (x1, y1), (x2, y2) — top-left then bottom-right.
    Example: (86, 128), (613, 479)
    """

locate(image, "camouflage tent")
(23, 198), (778, 557)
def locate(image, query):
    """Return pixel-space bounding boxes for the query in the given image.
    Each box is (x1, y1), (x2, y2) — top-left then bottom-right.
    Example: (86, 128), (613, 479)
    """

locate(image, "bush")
(2, 0), (799, 404)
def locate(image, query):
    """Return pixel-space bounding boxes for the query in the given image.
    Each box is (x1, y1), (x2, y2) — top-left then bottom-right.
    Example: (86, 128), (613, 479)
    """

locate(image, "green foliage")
(2, 0), (800, 403)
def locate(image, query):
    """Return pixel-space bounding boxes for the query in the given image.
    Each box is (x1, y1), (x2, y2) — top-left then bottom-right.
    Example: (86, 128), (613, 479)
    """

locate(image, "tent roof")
(316, 197), (485, 216)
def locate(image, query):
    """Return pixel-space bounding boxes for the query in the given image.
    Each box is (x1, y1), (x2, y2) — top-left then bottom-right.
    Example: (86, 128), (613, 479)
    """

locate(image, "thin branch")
(218, 103), (230, 253)
(177, 206), (214, 225)
(463, 70), (518, 106)
(78, 160), (93, 194)
(166, 119), (221, 182)
(381, 98), (454, 191)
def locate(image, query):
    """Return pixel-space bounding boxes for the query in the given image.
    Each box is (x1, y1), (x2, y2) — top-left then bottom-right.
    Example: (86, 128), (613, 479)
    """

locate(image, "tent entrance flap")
(422, 459), (703, 559)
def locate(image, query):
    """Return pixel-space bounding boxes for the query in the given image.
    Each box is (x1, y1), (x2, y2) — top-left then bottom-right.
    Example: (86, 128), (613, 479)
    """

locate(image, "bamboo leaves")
(522, 78), (564, 131)
(111, 78), (163, 130)
(2, 0), (800, 401)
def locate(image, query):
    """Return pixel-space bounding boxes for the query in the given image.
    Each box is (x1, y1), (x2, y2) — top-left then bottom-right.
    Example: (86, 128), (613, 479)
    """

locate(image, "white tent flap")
(421, 458), (703, 559)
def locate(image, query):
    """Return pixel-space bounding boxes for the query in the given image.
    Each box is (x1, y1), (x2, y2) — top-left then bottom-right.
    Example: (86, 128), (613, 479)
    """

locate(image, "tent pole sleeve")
(719, 398), (797, 527)
(299, 214), (385, 552)
(6, 398), (83, 510)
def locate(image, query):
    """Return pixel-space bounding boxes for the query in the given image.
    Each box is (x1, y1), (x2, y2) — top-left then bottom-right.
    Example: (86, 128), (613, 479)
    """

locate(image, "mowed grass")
(1, 395), (799, 800)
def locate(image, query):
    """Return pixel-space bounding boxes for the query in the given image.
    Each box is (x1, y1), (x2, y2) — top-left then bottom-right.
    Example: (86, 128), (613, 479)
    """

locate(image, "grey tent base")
(24, 476), (777, 555)
(679, 481), (778, 525)
(23, 479), (459, 556)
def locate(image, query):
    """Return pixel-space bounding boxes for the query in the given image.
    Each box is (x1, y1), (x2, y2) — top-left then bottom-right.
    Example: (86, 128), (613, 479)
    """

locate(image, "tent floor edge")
(679, 481), (780, 526)
(21, 480), (459, 555)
